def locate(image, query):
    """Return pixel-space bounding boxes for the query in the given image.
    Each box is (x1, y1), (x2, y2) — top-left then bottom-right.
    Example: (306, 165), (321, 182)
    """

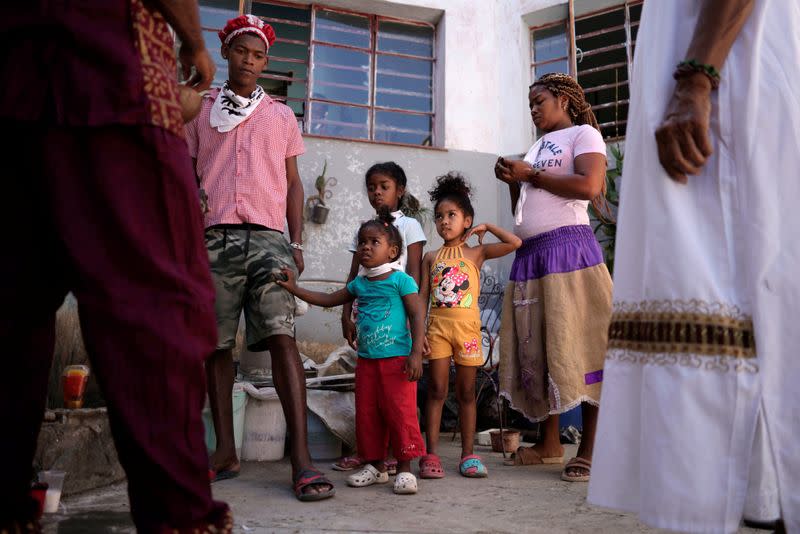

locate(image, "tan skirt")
(499, 227), (612, 422)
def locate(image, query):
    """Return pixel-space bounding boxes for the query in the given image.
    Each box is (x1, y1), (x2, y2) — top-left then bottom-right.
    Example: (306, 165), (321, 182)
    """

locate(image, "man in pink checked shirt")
(185, 14), (335, 501)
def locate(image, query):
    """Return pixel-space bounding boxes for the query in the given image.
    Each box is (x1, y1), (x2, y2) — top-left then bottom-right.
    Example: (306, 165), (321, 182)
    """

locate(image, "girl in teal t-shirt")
(278, 209), (427, 495)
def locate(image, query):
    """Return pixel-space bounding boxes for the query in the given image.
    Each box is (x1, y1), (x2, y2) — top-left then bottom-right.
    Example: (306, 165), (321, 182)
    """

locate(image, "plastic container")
(489, 429), (520, 453)
(307, 410), (342, 460)
(39, 470), (66, 513)
(30, 482), (48, 519)
(62, 365), (89, 409)
(241, 386), (287, 461)
(202, 384), (248, 458)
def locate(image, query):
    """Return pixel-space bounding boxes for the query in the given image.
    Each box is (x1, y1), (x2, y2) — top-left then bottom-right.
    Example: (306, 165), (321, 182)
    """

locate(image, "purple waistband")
(509, 225), (604, 281)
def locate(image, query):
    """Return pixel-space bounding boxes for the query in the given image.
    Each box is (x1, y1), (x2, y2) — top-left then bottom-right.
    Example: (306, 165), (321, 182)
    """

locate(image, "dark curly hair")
(428, 171), (475, 221)
(365, 161), (407, 196)
(357, 206), (404, 261)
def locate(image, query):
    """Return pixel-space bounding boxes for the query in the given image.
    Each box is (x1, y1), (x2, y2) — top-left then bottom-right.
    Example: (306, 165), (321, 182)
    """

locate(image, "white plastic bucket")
(307, 410), (342, 460)
(241, 386), (287, 461)
(202, 383), (247, 458)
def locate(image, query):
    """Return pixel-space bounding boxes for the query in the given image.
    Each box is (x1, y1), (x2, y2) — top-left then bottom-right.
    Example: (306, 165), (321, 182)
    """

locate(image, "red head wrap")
(219, 14), (276, 51)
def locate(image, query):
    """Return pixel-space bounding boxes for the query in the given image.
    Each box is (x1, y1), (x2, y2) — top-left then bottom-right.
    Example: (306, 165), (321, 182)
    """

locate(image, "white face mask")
(362, 260), (403, 278)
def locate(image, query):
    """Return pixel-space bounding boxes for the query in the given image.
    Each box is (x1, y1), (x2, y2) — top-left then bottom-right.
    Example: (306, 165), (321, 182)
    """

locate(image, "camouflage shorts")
(205, 227), (298, 351)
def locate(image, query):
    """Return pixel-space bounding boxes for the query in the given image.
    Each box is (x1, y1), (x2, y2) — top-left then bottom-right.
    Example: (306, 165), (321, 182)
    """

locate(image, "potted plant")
(305, 161), (337, 224)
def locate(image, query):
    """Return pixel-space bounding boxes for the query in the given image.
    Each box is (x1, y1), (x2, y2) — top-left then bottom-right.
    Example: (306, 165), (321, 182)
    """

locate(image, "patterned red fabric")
(130, 0), (184, 137)
(0, 0), (181, 136)
(185, 88), (305, 231)
(0, 122), (230, 532)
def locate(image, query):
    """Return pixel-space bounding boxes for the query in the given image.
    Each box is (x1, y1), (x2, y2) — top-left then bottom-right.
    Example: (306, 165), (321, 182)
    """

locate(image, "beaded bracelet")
(674, 59), (720, 89)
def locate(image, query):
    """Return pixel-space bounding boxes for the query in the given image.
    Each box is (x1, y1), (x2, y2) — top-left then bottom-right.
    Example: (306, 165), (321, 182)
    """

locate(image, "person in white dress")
(588, 1), (799, 532)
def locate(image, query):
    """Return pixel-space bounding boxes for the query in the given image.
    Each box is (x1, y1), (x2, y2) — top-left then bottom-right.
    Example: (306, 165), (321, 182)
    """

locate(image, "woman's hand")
(462, 223), (488, 245)
(494, 157), (514, 183)
(505, 159), (536, 181)
(655, 74), (714, 184)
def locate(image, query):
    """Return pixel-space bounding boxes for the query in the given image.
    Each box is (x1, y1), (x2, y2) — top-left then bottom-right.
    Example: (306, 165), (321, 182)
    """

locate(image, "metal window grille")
(530, 1), (643, 141)
(199, 0), (436, 147)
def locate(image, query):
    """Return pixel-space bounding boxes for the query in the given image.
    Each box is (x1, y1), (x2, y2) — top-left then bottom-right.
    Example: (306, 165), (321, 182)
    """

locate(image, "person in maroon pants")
(0, 1), (231, 532)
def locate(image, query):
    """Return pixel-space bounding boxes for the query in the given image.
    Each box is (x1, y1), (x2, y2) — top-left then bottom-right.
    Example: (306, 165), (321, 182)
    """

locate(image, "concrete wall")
(275, 0), (573, 155)
(293, 136), (512, 343)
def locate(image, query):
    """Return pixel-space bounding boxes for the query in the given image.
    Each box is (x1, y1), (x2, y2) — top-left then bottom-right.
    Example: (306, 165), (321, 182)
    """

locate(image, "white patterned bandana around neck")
(209, 82), (266, 132)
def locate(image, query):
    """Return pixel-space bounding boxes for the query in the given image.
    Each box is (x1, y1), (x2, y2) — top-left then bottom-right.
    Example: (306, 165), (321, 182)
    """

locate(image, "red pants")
(0, 123), (230, 532)
(355, 357), (425, 462)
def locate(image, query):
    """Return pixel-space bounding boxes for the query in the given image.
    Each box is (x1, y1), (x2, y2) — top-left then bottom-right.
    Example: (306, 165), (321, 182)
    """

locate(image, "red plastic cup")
(62, 365), (89, 409)
(30, 482), (48, 519)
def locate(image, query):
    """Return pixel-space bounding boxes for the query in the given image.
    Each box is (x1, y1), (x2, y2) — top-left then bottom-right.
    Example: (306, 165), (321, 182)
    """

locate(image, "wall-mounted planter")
(305, 161), (336, 225)
(310, 204), (330, 224)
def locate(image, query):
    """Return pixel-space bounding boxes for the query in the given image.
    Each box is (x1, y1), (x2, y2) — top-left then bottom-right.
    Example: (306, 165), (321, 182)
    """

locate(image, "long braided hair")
(531, 72), (599, 130)
(530, 72), (612, 221)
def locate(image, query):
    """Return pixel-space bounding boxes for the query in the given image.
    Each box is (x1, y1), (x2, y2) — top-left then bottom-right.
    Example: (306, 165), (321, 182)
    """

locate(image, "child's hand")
(341, 316), (358, 351)
(422, 336), (431, 356)
(274, 268), (297, 292)
(404, 351), (423, 381)
(462, 223), (488, 245)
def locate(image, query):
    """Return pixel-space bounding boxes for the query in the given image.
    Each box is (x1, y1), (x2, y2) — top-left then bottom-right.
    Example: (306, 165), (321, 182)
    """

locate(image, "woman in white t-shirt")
(494, 73), (612, 483)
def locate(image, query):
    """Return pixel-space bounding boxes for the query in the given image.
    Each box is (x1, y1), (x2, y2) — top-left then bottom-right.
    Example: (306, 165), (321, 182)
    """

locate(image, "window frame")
(308, 5), (436, 147)
(529, 0), (643, 141)
(208, 0), (438, 148)
(252, 0), (314, 125)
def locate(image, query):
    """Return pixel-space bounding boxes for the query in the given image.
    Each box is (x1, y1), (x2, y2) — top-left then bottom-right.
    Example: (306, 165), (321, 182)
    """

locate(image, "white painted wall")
(279, 0), (572, 155)
(367, 0), (562, 155)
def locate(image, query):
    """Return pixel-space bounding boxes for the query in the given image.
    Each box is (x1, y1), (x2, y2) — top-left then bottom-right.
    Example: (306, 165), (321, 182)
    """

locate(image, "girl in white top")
(335, 161), (426, 473)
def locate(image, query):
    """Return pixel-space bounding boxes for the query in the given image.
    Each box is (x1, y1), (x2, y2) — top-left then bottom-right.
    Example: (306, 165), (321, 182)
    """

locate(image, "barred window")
(198, 1), (436, 147)
(530, 1), (643, 140)
(198, 0), (240, 88)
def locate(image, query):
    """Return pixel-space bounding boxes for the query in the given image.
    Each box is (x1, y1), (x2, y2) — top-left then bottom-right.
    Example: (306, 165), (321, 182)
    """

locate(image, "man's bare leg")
(206, 348), (239, 474)
(267, 335), (332, 496)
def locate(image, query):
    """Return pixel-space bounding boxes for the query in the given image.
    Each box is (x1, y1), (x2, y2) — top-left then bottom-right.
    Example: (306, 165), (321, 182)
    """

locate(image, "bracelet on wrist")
(289, 242), (304, 251)
(674, 59), (720, 90)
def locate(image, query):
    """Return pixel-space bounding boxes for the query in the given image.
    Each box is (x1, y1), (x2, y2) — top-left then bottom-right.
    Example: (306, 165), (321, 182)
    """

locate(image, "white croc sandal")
(347, 464), (389, 487)
(393, 472), (418, 494)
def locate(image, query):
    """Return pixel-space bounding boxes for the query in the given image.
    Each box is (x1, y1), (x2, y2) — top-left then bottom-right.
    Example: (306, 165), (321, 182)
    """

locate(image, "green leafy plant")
(304, 161), (338, 224)
(306, 161), (334, 207)
(588, 144), (623, 274)
(400, 193), (431, 226)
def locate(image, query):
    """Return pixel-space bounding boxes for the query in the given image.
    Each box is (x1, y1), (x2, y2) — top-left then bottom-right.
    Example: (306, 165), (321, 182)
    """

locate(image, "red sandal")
(419, 453), (445, 479)
(331, 455), (365, 471)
